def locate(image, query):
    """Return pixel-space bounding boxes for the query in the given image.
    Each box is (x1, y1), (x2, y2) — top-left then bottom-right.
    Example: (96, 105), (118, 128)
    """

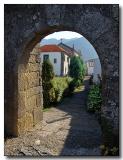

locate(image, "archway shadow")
(51, 77), (102, 156)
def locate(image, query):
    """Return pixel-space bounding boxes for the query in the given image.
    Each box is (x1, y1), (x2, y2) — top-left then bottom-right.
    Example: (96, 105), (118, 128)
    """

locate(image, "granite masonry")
(4, 4), (119, 146)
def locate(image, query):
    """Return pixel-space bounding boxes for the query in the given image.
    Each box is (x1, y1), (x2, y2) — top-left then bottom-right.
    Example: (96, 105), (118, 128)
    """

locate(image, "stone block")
(18, 116), (26, 135)
(28, 78), (40, 88)
(18, 72), (40, 90)
(26, 86), (41, 98)
(26, 63), (40, 72)
(18, 73), (28, 91)
(36, 94), (42, 107)
(18, 91), (26, 118)
(26, 95), (37, 111)
(33, 108), (43, 126)
(18, 112), (33, 135)
(28, 54), (37, 63)
(25, 112), (34, 131)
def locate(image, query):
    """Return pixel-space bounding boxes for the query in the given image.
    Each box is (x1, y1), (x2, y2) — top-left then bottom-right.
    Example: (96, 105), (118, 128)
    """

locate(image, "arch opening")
(4, 4), (119, 156)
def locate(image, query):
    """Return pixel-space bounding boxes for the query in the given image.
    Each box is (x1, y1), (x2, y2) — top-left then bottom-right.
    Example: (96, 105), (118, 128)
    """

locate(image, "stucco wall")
(63, 54), (70, 76)
(86, 61), (94, 75)
(93, 58), (102, 83)
(40, 52), (62, 76)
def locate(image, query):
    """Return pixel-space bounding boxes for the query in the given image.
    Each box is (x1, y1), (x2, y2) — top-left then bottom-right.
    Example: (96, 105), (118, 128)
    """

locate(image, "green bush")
(42, 59), (54, 108)
(100, 145), (119, 156)
(87, 85), (102, 112)
(69, 56), (85, 83)
(42, 59), (54, 81)
(68, 78), (83, 93)
(50, 77), (72, 103)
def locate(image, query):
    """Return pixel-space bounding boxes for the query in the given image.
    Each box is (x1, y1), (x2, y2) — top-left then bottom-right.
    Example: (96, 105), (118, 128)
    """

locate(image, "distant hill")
(40, 37), (98, 62)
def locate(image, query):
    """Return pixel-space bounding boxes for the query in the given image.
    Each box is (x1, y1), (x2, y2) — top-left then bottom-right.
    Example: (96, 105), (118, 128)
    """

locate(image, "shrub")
(42, 59), (54, 81)
(50, 77), (72, 103)
(42, 59), (54, 108)
(69, 56), (85, 83)
(100, 145), (119, 156)
(87, 84), (102, 112)
(68, 78), (82, 93)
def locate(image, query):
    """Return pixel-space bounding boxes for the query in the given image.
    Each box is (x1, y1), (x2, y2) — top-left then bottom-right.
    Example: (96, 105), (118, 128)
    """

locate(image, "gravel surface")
(5, 76), (102, 156)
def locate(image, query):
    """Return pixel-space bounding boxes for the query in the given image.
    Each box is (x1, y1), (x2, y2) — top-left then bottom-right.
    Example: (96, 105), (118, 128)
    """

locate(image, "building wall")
(86, 61), (94, 75)
(40, 52), (62, 76)
(63, 54), (70, 76)
(93, 58), (102, 84)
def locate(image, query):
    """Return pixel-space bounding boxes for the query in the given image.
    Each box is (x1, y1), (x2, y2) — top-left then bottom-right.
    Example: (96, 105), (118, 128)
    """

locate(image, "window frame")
(54, 58), (57, 64)
(43, 54), (49, 61)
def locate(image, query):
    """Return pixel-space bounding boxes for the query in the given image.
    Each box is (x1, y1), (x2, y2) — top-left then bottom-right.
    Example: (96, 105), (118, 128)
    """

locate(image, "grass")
(43, 107), (51, 112)
(74, 85), (84, 93)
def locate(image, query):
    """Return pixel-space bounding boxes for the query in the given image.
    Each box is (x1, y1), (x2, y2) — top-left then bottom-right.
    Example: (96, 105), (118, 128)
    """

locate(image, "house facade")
(39, 43), (80, 76)
(39, 44), (72, 76)
(93, 58), (102, 83)
(85, 59), (95, 75)
(85, 58), (102, 84)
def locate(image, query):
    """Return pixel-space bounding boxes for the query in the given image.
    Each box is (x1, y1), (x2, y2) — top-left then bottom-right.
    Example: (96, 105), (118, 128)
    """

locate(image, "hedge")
(87, 84), (102, 112)
(49, 77), (73, 103)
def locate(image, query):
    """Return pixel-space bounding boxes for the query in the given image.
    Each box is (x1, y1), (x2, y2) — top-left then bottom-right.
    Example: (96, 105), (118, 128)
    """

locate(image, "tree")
(42, 59), (54, 82)
(69, 56), (85, 82)
(42, 59), (54, 108)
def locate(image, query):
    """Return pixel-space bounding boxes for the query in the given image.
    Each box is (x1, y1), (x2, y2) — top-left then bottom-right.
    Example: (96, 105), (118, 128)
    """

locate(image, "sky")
(44, 31), (82, 39)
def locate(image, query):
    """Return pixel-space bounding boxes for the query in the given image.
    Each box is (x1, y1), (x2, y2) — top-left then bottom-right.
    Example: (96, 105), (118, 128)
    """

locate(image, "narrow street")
(5, 76), (102, 156)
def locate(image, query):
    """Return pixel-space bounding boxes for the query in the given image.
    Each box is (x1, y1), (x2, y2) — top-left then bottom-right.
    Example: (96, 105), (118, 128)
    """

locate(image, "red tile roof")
(39, 45), (66, 52)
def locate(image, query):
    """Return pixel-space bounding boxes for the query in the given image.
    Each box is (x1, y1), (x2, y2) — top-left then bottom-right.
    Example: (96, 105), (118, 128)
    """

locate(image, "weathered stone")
(26, 63), (40, 72)
(18, 73), (28, 91)
(28, 77), (40, 88)
(33, 108), (43, 126)
(36, 94), (42, 107)
(28, 54), (37, 63)
(4, 4), (119, 148)
(26, 95), (37, 111)
(18, 112), (33, 135)
(26, 86), (41, 98)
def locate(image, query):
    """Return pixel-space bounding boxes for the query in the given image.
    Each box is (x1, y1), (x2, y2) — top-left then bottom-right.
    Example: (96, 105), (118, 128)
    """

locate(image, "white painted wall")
(86, 60), (94, 75)
(86, 58), (102, 84)
(63, 54), (70, 76)
(40, 52), (61, 76)
(93, 58), (102, 84)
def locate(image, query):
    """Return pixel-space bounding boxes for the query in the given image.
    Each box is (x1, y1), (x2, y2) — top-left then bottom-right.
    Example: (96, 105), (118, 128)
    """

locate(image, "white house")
(85, 58), (102, 84)
(85, 59), (95, 75)
(58, 43), (79, 57)
(39, 43), (79, 76)
(93, 58), (102, 84)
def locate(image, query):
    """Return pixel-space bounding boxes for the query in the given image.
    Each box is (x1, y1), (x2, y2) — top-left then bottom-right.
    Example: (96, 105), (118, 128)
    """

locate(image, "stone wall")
(18, 54), (42, 134)
(4, 4), (119, 146)
(17, 45), (43, 135)
(5, 44), (43, 136)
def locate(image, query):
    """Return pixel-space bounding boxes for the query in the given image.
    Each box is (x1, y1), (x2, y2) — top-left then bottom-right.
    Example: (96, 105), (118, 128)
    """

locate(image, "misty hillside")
(40, 37), (98, 61)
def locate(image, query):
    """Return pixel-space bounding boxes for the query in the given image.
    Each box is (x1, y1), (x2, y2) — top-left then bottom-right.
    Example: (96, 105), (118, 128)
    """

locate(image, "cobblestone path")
(5, 76), (102, 156)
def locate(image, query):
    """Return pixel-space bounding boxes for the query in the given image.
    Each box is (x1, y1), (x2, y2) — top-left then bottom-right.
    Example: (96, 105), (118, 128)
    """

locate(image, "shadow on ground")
(5, 77), (102, 156)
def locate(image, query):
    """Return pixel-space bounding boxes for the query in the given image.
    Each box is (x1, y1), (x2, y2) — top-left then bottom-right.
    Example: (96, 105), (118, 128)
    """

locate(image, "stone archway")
(4, 4), (119, 146)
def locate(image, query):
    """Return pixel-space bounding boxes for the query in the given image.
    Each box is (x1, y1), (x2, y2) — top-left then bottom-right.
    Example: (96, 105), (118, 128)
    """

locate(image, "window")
(54, 58), (57, 63)
(89, 60), (94, 67)
(43, 55), (49, 61)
